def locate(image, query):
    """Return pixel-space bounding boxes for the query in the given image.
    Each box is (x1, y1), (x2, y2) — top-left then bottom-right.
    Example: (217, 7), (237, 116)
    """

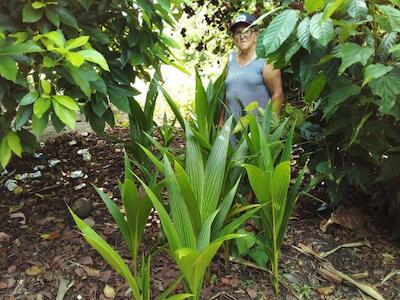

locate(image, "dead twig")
(321, 262), (385, 300)
(381, 269), (400, 285)
(291, 243), (325, 261)
(27, 183), (63, 195)
(320, 241), (371, 258)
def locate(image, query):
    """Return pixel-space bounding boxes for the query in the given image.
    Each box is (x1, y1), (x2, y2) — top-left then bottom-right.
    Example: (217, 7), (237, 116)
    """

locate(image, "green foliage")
(239, 105), (304, 294)
(256, 0), (400, 208)
(139, 118), (260, 299)
(0, 0), (183, 168)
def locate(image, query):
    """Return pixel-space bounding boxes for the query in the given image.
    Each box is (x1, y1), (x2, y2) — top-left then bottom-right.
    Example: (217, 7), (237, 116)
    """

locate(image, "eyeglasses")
(233, 28), (253, 38)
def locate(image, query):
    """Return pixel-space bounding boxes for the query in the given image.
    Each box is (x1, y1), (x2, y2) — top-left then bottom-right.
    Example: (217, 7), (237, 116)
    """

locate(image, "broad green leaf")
(66, 36), (89, 50)
(0, 138), (11, 168)
(32, 2), (46, 9)
(377, 5), (400, 32)
(139, 144), (165, 173)
(324, 0), (346, 19)
(185, 124), (204, 204)
(347, 0), (368, 19)
(20, 91), (39, 106)
(33, 97), (51, 118)
(211, 177), (241, 238)
(339, 43), (374, 73)
(94, 185), (132, 251)
(389, 44), (400, 53)
(363, 64), (393, 86)
(369, 68), (400, 114)
(305, 0), (326, 13)
(174, 161), (202, 235)
(323, 84), (361, 118)
(159, 85), (185, 129)
(376, 154), (400, 182)
(78, 50), (110, 71)
(22, 3), (43, 22)
(195, 68), (208, 137)
(389, 0), (400, 6)
(53, 101), (76, 129)
(164, 156), (196, 248)
(196, 210), (218, 251)
(297, 17), (311, 51)
(7, 132), (22, 157)
(41, 79), (51, 95)
(65, 51), (85, 67)
(44, 8), (60, 27)
(52, 95), (80, 111)
(0, 56), (17, 82)
(304, 73), (326, 104)
(201, 117), (232, 221)
(262, 9), (299, 55)
(108, 86), (130, 113)
(271, 161), (291, 230)
(15, 106), (32, 130)
(243, 164), (272, 204)
(136, 175), (182, 252)
(280, 122), (295, 163)
(310, 13), (334, 46)
(66, 65), (91, 98)
(79, 0), (93, 11)
(0, 41), (44, 56)
(69, 209), (141, 299)
(32, 113), (49, 137)
(122, 179), (152, 263)
(43, 31), (65, 47)
(54, 6), (79, 29)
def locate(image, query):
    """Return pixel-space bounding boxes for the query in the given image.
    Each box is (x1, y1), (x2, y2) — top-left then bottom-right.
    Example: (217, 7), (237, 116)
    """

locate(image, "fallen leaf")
(247, 287), (258, 299)
(100, 270), (113, 283)
(35, 216), (56, 225)
(103, 284), (116, 299)
(7, 278), (16, 289)
(10, 212), (26, 225)
(83, 266), (100, 277)
(78, 256), (93, 265)
(0, 282), (7, 289)
(317, 286), (334, 295)
(7, 265), (16, 274)
(230, 277), (239, 288)
(0, 232), (10, 242)
(40, 230), (61, 240)
(25, 266), (42, 276)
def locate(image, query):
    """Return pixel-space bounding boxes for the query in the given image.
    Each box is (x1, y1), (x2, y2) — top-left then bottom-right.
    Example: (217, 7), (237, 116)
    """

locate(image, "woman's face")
(232, 24), (258, 51)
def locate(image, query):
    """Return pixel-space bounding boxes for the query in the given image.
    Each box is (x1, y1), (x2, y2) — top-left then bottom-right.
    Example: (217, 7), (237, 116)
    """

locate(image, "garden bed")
(1, 128), (399, 299)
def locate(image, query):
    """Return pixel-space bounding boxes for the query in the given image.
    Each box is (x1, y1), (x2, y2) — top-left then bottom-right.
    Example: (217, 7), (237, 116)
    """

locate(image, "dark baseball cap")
(229, 13), (257, 32)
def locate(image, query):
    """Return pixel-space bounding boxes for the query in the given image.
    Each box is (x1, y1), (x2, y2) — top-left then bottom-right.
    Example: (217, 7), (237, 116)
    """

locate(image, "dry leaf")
(247, 288), (258, 299)
(83, 266), (100, 277)
(10, 212), (26, 225)
(320, 207), (370, 236)
(78, 255), (93, 265)
(230, 278), (239, 288)
(41, 230), (61, 240)
(0, 232), (10, 242)
(25, 266), (42, 276)
(0, 282), (8, 289)
(103, 284), (116, 299)
(317, 286), (334, 295)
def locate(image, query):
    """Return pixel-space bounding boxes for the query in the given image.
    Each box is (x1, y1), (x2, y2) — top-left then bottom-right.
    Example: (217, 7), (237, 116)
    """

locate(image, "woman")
(220, 12), (284, 124)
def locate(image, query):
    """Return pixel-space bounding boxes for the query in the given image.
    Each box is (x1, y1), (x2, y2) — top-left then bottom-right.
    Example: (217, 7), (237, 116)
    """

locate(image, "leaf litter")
(0, 128), (399, 299)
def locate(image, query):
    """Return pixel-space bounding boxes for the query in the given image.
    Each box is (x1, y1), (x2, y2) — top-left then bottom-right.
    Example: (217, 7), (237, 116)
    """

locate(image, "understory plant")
(240, 105), (304, 294)
(70, 153), (190, 300)
(137, 117), (260, 300)
(255, 0), (400, 210)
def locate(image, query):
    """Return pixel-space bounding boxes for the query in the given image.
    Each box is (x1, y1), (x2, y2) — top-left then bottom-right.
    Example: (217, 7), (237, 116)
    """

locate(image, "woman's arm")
(262, 63), (284, 114)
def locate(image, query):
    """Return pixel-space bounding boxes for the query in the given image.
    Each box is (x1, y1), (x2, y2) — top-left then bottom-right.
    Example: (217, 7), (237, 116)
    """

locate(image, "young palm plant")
(242, 107), (304, 294)
(137, 117), (261, 300)
(70, 153), (191, 300)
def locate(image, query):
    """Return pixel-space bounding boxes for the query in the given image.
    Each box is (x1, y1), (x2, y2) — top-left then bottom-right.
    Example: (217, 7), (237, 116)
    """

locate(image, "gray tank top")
(225, 51), (271, 120)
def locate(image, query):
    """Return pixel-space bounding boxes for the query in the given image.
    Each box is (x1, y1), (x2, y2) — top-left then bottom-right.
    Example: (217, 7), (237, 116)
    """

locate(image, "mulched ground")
(1, 128), (399, 300)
